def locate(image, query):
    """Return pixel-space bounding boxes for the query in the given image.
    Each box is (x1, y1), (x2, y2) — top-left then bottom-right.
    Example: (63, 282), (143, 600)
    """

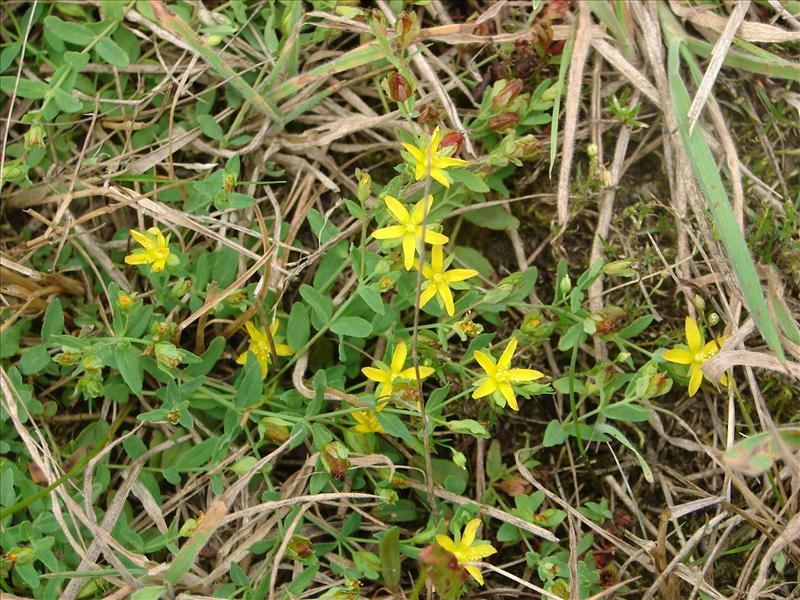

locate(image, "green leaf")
(130, 586), (165, 600)
(41, 298), (64, 343)
(331, 316), (373, 338)
(558, 323), (584, 351)
(616, 316), (654, 340)
(357, 286), (385, 314)
(235, 353), (262, 408)
(44, 16), (94, 45)
(53, 88), (81, 113)
(379, 527), (401, 592)
(0, 76), (49, 99)
(196, 114), (224, 140)
(601, 402), (652, 422)
(95, 37), (129, 69)
(287, 303), (310, 351)
(446, 419), (490, 438)
(452, 246), (493, 278)
(184, 336), (225, 378)
(19, 345), (51, 375)
(115, 344), (143, 396)
(299, 284), (332, 328)
(543, 419), (568, 447)
(449, 169), (490, 193)
(594, 423), (653, 483)
(667, 40), (784, 361)
(462, 205), (520, 231)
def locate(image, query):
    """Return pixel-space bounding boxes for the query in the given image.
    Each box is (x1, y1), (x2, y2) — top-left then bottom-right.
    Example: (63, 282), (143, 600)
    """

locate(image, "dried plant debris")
(0, 1), (798, 598)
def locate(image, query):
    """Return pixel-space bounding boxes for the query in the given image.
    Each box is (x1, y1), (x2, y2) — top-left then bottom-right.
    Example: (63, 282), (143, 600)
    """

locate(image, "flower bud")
(259, 417), (290, 444)
(395, 11), (419, 47)
(387, 72), (412, 102)
(603, 259), (636, 278)
(77, 374), (103, 399)
(171, 277), (192, 297)
(453, 318), (483, 341)
(559, 274), (572, 295)
(24, 123), (45, 150)
(488, 112), (519, 132)
(439, 131), (464, 156)
(82, 353), (103, 375)
(693, 294), (706, 312)
(586, 143), (598, 159)
(5, 547), (35, 566)
(356, 168), (371, 202)
(521, 312), (543, 334)
(223, 172), (236, 192)
(54, 350), (80, 366)
(206, 34), (223, 47)
(154, 342), (182, 369)
(117, 293), (134, 310)
(416, 103), (441, 125)
(321, 441), (350, 480)
(492, 79), (523, 108)
(287, 535), (314, 560)
(708, 312), (720, 326)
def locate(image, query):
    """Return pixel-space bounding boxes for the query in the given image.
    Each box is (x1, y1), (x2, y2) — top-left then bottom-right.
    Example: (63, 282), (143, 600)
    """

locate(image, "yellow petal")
(411, 194), (433, 224)
(398, 365), (434, 380)
(402, 235), (416, 270)
(464, 565), (484, 585)
(430, 126), (441, 151)
(274, 343), (293, 357)
(372, 225), (405, 240)
(463, 543), (498, 561)
(497, 338), (518, 371)
(124, 252), (151, 265)
(402, 142), (424, 163)
(362, 367), (390, 384)
(498, 382), (518, 411)
(473, 351), (496, 376)
(391, 342), (407, 373)
(430, 244), (444, 272)
(506, 368), (543, 383)
(663, 348), (693, 365)
(384, 195), (410, 224)
(430, 167), (450, 188)
(419, 283), (437, 308)
(688, 365), (703, 397)
(434, 155), (470, 169)
(472, 378), (497, 399)
(423, 229), (449, 245)
(436, 535), (456, 554)
(461, 518), (480, 547)
(444, 269), (478, 283)
(439, 282), (455, 316)
(685, 316), (702, 352)
(129, 229), (152, 247)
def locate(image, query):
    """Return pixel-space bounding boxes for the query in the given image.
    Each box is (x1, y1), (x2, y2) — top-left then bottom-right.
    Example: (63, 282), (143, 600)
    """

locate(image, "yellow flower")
(472, 338), (543, 411)
(372, 195), (449, 270)
(663, 316), (728, 397)
(402, 126), (469, 188)
(436, 518), (497, 585)
(236, 321), (293, 380)
(361, 341), (435, 404)
(419, 246), (478, 316)
(352, 410), (383, 433)
(125, 227), (171, 273)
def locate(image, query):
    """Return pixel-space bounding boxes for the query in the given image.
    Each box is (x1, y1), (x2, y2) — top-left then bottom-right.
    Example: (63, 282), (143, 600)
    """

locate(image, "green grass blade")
(666, 38), (785, 361)
(150, 0), (282, 123)
(659, 4), (800, 81)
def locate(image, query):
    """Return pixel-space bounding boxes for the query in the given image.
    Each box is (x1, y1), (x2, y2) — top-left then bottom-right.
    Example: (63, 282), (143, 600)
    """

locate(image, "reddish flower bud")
(439, 131), (464, 156)
(492, 79), (523, 108)
(388, 72), (412, 102)
(417, 103), (442, 125)
(488, 112), (519, 131)
(395, 11), (419, 47)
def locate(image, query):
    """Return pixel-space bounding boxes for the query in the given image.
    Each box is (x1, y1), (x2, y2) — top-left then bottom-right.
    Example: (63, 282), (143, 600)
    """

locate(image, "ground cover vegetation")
(0, 1), (799, 598)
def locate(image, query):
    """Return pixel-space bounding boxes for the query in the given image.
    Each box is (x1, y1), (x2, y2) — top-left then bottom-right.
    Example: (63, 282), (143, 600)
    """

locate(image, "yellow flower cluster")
(663, 316), (728, 396)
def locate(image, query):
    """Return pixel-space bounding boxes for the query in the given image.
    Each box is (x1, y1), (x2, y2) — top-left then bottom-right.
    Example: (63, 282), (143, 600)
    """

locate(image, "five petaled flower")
(402, 126), (469, 188)
(663, 316), (728, 397)
(236, 321), (293, 380)
(352, 410), (383, 433)
(472, 338), (543, 411)
(372, 195), (449, 270)
(125, 227), (171, 273)
(419, 245), (478, 316)
(436, 518), (497, 585)
(361, 341), (434, 404)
